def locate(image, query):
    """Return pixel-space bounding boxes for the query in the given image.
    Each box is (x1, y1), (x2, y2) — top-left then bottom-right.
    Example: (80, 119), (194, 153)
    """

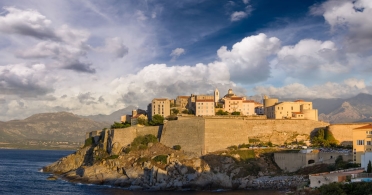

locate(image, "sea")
(0, 149), (285, 195)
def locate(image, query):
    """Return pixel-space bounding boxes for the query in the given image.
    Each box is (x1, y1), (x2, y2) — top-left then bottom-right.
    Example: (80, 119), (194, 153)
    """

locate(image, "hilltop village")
(44, 88), (372, 192)
(121, 88), (319, 126)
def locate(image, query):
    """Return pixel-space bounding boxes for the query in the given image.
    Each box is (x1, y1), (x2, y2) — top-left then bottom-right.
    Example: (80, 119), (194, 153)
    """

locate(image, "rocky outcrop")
(43, 142), (308, 191)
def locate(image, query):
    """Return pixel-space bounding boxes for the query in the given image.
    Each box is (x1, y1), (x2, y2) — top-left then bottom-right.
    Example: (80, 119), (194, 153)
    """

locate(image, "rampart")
(203, 119), (329, 153)
(160, 118), (205, 155)
(328, 123), (370, 146)
(88, 118), (334, 155)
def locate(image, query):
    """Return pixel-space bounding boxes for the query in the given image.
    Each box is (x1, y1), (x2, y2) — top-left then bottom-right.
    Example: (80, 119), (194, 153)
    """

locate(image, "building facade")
(149, 98), (171, 120)
(195, 95), (216, 116)
(353, 124), (372, 164)
(175, 96), (189, 110)
(263, 95), (318, 121)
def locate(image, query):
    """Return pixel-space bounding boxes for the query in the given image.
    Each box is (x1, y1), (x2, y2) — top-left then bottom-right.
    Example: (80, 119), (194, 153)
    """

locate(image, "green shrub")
(216, 110), (228, 115)
(238, 143), (251, 148)
(84, 137), (93, 147)
(136, 157), (149, 165)
(106, 155), (119, 159)
(231, 111), (240, 115)
(111, 122), (131, 129)
(153, 155), (168, 164)
(173, 145), (181, 150)
(123, 147), (131, 154)
(149, 114), (164, 126)
(131, 134), (158, 150)
(227, 145), (238, 150)
(181, 109), (189, 114)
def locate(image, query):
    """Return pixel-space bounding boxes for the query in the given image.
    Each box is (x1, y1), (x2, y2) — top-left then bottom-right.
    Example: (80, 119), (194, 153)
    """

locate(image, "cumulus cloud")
(217, 33), (280, 84)
(254, 78), (370, 99)
(230, 3), (252, 22)
(77, 92), (96, 105)
(312, 0), (372, 52)
(170, 48), (185, 61)
(0, 7), (57, 40)
(96, 37), (129, 58)
(110, 63), (244, 107)
(276, 39), (348, 78)
(0, 7), (96, 73)
(0, 63), (55, 97)
(135, 10), (147, 21)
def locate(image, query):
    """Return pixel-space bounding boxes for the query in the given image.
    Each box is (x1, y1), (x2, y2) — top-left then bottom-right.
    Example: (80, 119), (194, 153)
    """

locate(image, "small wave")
(38, 169), (43, 172)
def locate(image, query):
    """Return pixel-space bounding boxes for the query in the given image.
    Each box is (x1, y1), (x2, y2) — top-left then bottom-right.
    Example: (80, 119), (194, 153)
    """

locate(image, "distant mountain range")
(80, 105), (137, 123)
(0, 112), (109, 143)
(0, 106), (138, 146)
(314, 93), (372, 123)
(1, 94), (372, 147)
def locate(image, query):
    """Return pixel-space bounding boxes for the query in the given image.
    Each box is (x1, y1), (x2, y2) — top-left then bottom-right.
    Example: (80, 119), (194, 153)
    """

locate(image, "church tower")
(214, 88), (219, 104)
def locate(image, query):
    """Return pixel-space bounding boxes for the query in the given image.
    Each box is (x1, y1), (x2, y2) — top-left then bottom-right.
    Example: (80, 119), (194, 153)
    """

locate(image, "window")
(367, 141), (371, 145)
(357, 140), (365, 145)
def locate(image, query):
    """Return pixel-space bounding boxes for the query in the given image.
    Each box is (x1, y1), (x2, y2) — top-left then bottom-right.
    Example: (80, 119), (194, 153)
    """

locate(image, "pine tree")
(367, 160), (372, 173)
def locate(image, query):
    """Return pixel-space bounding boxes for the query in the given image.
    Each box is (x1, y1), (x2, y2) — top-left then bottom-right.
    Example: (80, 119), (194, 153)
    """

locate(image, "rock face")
(43, 140), (307, 191)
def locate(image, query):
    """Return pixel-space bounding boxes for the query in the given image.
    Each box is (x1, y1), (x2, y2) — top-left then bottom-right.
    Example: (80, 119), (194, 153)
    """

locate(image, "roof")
(294, 99), (304, 102)
(196, 99), (214, 102)
(243, 100), (255, 103)
(230, 97), (244, 100)
(153, 98), (168, 101)
(354, 124), (372, 130)
(177, 96), (189, 99)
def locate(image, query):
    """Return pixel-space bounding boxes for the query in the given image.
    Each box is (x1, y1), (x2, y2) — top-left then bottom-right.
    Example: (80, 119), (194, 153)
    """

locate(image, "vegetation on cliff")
(311, 128), (338, 147)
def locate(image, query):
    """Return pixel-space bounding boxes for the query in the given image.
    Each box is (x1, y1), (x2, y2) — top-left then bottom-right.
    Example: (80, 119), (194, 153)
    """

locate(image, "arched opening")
(308, 159), (315, 164)
(330, 156), (333, 159)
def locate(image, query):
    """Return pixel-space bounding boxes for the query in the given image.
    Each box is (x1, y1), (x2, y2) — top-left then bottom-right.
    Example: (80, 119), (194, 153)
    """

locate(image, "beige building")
(175, 96), (189, 110)
(220, 89), (255, 116)
(195, 99), (215, 116)
(352, 124), (372, 164)
(263, 95), (318, 121)
(148, 98), (171, 120)
(121, 110), (148, 126)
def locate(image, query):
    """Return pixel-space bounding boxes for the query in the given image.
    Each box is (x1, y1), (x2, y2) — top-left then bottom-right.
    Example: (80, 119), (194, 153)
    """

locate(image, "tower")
(214, 88), (219, 103)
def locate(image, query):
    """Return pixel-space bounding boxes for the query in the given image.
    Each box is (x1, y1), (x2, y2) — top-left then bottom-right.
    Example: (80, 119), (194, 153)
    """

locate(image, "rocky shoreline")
(43, 140), (308, 191)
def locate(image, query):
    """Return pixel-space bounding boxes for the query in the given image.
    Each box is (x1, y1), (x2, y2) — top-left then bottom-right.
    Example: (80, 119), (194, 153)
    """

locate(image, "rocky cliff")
(43, 134), (307, 191)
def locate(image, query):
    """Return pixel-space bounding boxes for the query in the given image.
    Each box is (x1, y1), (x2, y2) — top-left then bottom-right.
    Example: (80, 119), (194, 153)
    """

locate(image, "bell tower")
(214, 88), (219, 103)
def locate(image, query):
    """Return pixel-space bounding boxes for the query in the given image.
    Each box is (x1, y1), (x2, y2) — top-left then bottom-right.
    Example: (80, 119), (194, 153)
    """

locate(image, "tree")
(181, 109), (189, 114)
(111, 121), (131, 129)
(311, 128), (338, 147)
(367, 160), (372, 173)
(216, 110), (228, 115)
(171, 108), (179, 115)
(149, 114), (164, 126)
(231, 111), (240, 115)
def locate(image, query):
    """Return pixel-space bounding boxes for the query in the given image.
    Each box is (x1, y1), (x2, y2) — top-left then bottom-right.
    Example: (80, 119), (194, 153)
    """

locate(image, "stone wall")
(107, 126), (160, 154)
(204, 119), (329, 153)
(159, 118), (205, 155)
(328, 123), (369, 146)
(274, 152), (353, 172)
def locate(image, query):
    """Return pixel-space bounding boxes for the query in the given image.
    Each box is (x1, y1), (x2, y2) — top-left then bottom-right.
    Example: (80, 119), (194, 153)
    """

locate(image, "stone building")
(263, 95), (318, 121)
(353, 124), (372, 164)
(274, 149), (352, 172)
(148, 98), (170, 120)
(219, 89), (255, 116)
(194, 95), (215, 116)
(175, 96), (189, 110)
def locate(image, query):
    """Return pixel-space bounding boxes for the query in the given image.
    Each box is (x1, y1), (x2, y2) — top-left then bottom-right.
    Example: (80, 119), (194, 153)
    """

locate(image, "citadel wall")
(203, 119), (329, 153)
(159, 118), (205, 155)
(327, 123), (369, 146)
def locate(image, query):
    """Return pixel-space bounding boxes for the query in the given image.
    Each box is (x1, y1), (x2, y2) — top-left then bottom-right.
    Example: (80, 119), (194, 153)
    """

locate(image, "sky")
(0, 0), (372, 121)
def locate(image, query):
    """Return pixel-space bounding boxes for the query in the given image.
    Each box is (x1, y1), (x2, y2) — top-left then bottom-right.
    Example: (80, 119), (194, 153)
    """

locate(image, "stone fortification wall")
(274, 152), (352, 172)
(159, 118), (205, 155)
(107, 126), (160, 154)
(204, 119), (329, 153)
(328, 123), (369, 146)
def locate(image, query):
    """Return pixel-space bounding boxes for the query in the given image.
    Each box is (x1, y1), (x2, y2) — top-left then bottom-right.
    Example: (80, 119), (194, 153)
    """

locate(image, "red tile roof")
(230, 97), (244, 100)
(294, 99), (304, 102)
(177, 96), (189, 99)
(153, 98), (168, 101)
(196, 99), (214, 102)
(354, 124), (372, 130)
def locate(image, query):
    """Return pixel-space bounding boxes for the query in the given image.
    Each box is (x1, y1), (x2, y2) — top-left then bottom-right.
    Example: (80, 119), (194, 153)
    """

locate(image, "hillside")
(80, 105), (137, 123)
(0, 112), (108, 144)
(315, 93), (372, 123)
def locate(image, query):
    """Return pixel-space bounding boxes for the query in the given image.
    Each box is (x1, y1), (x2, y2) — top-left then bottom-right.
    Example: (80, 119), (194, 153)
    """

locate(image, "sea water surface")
(0, 149), (285, 195)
